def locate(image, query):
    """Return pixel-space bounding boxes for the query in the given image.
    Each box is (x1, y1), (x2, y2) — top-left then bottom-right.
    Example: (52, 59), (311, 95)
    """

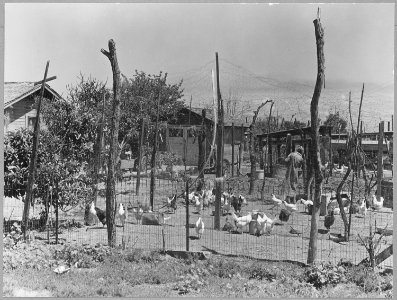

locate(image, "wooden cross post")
(22, 61), (55, 239)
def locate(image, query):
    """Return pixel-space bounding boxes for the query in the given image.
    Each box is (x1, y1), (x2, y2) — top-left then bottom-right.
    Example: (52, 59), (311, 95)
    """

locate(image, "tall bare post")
(307, 14), (325, 265)
(185, 180), (190, 251)
(249, 101), (272, 195)
(261, 100), (274, 199)
(150, 95), (161, 211)
(377, 121), (384, 200)
(238, 123), (244, 175)
(214, 52), (223, 230)
(231, 122), (235, 177)
(197, 109), (206, 190)
(22, 61), (49, 239)
(101, 39), (122, 247)
(136, 118), (145, 196)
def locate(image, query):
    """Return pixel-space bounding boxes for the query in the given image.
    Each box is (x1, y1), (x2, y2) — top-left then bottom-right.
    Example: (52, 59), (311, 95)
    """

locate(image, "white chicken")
(282, 200), (297, 213)
(255, 213), (276, 236)
(372, 194), (384, 210)
(239, 195), (247, 205)
(358, 198), (367, 216)
(232, 212), (252, 233)
(117, 203), (127, 227)
(270, 194), (283, 211)
(195, 217), (205, 239)
(194, 195), (202, 213)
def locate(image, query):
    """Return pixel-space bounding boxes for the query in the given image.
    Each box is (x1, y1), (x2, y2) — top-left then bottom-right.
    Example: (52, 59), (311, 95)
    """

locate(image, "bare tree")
(248, 100), (272, 195)
(307, 13), (325, 265)
(101, 39), (121, 247)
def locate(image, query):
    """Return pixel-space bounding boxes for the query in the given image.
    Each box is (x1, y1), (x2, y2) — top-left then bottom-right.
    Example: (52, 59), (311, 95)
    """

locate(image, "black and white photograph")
(2, 2), (394, 297)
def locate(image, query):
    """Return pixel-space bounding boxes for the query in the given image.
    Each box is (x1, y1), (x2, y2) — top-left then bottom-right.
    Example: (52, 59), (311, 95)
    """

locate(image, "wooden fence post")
(307, 13), (325, 265)
(214, 52), (223, 230)
(231, 123), (235, 177)
(22, 61), (50, 240)
(377, 121), (384, 200)
(136, 118), (145, 196)
(101, 39), (122, 247)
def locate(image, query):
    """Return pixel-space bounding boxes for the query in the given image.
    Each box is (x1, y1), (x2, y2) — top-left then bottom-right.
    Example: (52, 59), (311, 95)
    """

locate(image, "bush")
(345, 265), (384, 293)
(304, 262), (347, 289)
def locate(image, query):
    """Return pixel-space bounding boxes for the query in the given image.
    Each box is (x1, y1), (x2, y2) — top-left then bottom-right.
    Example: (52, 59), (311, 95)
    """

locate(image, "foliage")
(4, 128), (92, 213)
(304, 262), (347, 289)
(173, 263), (210, 295)
(120, 70), (185, 156)
(324, 111), (348, 133)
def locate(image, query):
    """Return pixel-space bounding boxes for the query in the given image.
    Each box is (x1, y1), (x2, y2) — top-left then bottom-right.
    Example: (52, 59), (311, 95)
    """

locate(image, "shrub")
(304, 262), (347, 289)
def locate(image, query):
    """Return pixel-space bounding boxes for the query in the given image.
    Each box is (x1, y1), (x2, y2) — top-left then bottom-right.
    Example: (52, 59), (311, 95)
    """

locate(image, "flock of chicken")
(85, 185), (385, 244)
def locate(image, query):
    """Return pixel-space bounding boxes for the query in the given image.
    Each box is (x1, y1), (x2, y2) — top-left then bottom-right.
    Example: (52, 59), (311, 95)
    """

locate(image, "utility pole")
(214, 52), (224, 230)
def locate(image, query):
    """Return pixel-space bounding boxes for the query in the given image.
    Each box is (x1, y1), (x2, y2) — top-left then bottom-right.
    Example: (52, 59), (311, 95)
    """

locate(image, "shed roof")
(188, 107), (250, 128)
(4, 82), (62, 109)
(257, 125), (333, 139)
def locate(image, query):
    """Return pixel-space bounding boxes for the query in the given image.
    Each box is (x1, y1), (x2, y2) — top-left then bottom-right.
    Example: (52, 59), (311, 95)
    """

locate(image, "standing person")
(283, 146), (304, 204)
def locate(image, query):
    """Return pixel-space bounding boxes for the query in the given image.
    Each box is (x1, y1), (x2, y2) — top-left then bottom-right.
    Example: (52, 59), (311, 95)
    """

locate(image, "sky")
(3, 3), (395, 131)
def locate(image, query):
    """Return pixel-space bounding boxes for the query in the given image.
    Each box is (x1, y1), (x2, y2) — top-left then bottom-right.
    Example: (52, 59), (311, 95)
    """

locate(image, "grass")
(3, 244), (393, 298)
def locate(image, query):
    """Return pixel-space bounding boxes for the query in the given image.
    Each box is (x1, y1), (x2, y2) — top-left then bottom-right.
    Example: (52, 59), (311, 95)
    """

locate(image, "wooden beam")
(22, 60), (50, 239)
(33, 75), (56, 86)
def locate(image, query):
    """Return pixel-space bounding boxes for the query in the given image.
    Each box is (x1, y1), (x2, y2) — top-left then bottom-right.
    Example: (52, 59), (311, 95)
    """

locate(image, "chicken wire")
(3, 172), (393, 269)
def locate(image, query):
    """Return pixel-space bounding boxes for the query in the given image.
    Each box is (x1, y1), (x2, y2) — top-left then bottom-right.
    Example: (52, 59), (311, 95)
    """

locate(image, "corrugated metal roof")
(4, 82), (62, 109)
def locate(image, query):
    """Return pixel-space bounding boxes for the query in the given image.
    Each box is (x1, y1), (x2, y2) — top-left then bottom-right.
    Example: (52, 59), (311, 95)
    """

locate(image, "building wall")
(5, 95), (46, 133)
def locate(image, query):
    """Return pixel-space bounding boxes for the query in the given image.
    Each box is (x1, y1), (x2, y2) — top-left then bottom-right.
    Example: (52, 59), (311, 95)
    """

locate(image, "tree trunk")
(307, 16), (325, 265)
(261, 101), (274, 200)
(197, 109), (206, 191)
(101, 39), (121, 248)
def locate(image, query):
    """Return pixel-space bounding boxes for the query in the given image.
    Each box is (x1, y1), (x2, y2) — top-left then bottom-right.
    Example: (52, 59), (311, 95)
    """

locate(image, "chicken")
(117, 203), (127, 227)
(334, 164), (348, 174)
(222, 216), (235, 232)
(167, 195), (177, 213)
(239, 195), (247, 205)
(255, 213), (276, 236)
(133, 207), (144, 224)
(372, 194), (384, 210)
(232, 212), (252, 232)
(195, 217), (204, 239)
(184, 191), (196, 203)
(270, 194), (283, 211)
(297, 198), (313, 213)
(329, 233), (346, 244)
(231, 194), (243, 213)
(194, 195), (202, 213)
(324, 209), (335, 231)
(282, 200), (297, 213)
(94, 207), (106, 226)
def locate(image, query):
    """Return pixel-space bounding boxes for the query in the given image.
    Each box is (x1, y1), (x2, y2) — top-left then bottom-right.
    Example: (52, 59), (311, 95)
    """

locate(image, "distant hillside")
(171, 70), (393, 132)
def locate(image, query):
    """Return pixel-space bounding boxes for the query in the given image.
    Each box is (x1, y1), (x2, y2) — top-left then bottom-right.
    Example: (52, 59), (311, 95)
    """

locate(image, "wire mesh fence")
(3, 166), (393, 269)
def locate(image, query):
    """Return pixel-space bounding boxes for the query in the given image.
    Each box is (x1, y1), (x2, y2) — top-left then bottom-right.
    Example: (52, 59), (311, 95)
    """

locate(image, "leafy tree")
(324, 112), (347, 134)
(4, 129), (91, 218)
(119, 70), (185, 158)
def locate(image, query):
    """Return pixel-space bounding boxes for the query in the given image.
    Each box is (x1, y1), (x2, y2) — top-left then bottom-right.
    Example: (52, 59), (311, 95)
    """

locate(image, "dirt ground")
(4, 164), (393, 268)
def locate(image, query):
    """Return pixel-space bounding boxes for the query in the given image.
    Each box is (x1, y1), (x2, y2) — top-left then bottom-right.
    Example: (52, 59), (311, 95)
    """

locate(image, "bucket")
(256, 169), (264, 180)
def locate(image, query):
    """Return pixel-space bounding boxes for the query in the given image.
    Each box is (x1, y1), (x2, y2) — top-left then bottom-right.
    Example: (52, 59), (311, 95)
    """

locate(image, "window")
(169, 128), (183, 137)
(28, 117), (37, 130)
